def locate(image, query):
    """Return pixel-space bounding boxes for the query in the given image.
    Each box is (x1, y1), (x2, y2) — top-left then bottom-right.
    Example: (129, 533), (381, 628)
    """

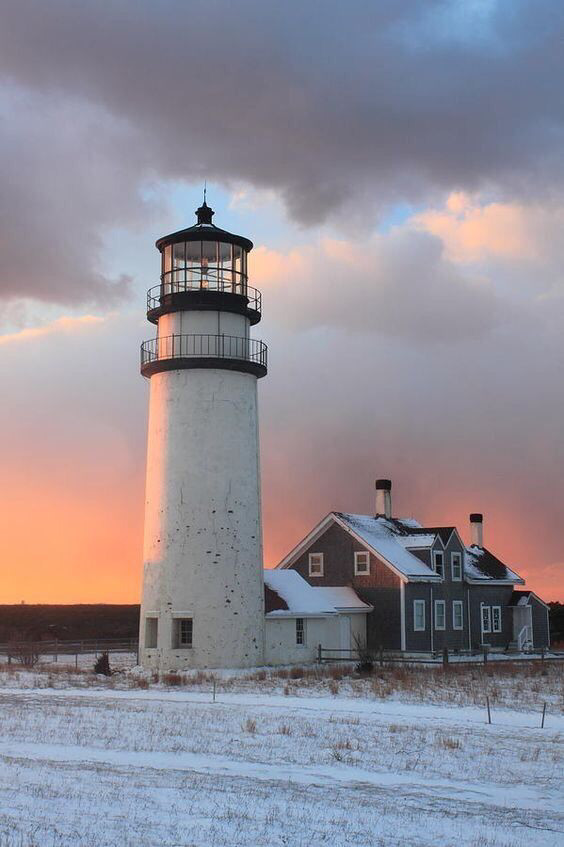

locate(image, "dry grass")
(0, 658), (561, 714)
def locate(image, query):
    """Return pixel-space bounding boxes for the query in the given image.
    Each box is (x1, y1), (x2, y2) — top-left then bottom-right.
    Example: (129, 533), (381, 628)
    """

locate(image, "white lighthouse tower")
(138, 199), (267, 669)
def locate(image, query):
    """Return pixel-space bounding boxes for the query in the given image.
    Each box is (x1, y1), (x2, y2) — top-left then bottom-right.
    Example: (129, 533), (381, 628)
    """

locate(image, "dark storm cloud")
(0, 0), (564, 303)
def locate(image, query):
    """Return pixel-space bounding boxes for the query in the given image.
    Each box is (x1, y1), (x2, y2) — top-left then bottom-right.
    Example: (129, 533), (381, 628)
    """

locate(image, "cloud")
(0, 314), (105, 346)
(0, 2), (564, 304)
(256, 227), (502, 342)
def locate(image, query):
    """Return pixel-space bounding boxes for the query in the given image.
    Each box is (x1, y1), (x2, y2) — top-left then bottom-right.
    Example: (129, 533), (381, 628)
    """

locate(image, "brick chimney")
(375, 479), (392, 519)
(470, 513), (483, 548)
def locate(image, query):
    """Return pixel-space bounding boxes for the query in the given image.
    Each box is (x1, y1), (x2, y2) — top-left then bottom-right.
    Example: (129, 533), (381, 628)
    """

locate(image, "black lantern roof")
(155, 201), (253, 253)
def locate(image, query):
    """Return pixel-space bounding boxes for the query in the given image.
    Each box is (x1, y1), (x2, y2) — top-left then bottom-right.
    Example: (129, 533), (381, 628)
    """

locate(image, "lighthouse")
(138, 200), (267, 669)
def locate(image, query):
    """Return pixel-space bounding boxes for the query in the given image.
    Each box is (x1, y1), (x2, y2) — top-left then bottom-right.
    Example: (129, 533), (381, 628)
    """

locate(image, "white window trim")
(434, 600), (446, 630)
(145, 616), (158, 649)
(354, 550), (370, 576)
(452, 600), (464, 630)
(296, 617), (306, 647)
(433, 550), (444, 578)
(481, 604), (491, 634)
(308, 552), (324, 577)
(492, 606), (502, 633)
(173, 617), (193, 649)
(413, 600), (426, 631)
(451, 552), (462, 582)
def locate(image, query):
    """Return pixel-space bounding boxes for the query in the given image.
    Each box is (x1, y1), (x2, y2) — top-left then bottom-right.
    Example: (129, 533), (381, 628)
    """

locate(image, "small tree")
(8, 635), (41, 667)
(94, 652), (111, 676)
(353, 634), (374, 675)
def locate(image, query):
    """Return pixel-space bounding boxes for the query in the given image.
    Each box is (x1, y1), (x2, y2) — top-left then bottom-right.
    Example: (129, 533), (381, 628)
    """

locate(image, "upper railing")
(147, 272), (261, 318)
(140, 333), (268, 378)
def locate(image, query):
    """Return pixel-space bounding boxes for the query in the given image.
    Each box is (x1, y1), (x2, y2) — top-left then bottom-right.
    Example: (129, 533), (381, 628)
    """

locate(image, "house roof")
(277, 511), (525, 586)
(464, 546), (524, 584)
(509, 590), (549, 608)
(332, 513), (441, 581)
(407, 526), (457, 546)
(312, 586), (373, 613)
(263, 569), (371, 617)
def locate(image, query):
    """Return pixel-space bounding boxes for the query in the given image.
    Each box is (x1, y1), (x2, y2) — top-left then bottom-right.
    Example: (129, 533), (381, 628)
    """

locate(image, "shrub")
(93, 652), (111, 676)
(161, 672), (182, 686)
(243, 718), (257, 734)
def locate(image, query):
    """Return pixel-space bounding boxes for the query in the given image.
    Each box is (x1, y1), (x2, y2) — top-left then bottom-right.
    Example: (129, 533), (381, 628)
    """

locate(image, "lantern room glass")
(161, 240), (247, 295)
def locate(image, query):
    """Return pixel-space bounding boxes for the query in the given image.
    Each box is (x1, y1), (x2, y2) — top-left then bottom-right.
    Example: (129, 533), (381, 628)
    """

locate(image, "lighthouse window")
(185, 240), (200, 285)
(163, 245), (172, 278)
(172, 242), (186, 288)
(233, 244), (243, 291)
(174, 617), (193, 648)
(145, 617), (158, 649)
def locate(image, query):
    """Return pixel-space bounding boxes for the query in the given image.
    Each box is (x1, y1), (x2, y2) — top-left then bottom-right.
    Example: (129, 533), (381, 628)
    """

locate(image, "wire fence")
(0, 638), (138, 668)
(317, 644), (564, 666)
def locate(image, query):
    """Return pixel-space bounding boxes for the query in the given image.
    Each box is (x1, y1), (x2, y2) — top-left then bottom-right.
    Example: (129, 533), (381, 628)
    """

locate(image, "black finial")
(196, 188), (214, 225)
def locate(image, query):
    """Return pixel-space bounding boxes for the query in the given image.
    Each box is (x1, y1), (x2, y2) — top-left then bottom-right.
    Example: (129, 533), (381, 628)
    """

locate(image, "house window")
(413, 600), (426, 631)
(296, 618), (305, 646)
(451, 552), (462, 581)
(452, 601), (464, 630)
(434, 600), (446, 630)
(354, 551), (370, 575)
(174, 618), (193, 648)
(481, 605), (491, 634)
(145, 617), (158, 648)
(309, 552), (324, 577)
(433, 551), (444, 577)
(492, 606), (502, 633)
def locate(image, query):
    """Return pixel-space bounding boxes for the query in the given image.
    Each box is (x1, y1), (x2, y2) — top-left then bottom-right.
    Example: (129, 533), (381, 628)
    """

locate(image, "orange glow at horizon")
(1, 467), (562, 605)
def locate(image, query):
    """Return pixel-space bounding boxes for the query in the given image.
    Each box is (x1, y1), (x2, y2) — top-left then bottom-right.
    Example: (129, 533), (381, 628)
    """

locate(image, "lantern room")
(146, 200), (260, 325)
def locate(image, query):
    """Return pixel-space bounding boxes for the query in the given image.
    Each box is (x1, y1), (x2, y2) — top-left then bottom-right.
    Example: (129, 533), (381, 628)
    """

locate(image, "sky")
(0, 0), (563, 603)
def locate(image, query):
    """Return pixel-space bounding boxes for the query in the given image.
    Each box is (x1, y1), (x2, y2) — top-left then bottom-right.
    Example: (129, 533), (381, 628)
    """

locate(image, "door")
(480, 604), (491, 643)
(339, 615), (352, 656)
(513, 604), (533, 649)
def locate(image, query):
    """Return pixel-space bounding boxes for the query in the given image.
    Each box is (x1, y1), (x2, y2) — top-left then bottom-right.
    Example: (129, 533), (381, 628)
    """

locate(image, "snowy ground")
(0, 665), (562, 847)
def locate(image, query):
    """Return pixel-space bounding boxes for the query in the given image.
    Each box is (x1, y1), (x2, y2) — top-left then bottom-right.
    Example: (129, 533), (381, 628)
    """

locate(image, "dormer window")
(451, 552), (462, 581)
(354, 551), (370, 575)
(433, 550), (444, 577)
(309, 552), (324, 577)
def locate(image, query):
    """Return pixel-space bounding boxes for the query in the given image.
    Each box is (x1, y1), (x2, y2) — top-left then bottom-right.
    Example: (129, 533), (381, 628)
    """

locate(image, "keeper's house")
(276, 480), (550, 654)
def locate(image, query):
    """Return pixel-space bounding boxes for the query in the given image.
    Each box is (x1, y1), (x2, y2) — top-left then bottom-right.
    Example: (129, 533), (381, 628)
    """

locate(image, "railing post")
(317, 643), (322, 663)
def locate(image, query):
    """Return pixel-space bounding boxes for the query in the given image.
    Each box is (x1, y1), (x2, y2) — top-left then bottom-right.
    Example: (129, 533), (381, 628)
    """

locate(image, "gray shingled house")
(276, 480), (550, 654)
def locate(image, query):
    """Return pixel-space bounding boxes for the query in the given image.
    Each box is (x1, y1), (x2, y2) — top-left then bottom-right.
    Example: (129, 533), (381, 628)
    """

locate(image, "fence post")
(442, 647), (449, 667)
(486, 696), (491, 725)
(483, 647), (488, 665)
(75, 653), (78, 670)
(379, 645), (384, 668)
(541, 702), (547, 729)
(213, 678), (216, 703)
(317, 643), (322, 663)
(541, 647), (545, 663)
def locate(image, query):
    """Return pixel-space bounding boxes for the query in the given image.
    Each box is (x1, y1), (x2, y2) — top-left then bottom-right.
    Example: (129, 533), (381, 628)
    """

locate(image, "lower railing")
(141, 334), (267, 370)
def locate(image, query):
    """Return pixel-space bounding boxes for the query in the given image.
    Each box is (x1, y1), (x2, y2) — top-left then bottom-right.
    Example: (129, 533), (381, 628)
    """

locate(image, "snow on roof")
(264, 570), (372, 616)
(334, 513), (439, 580)
(396, 534), (436, 549)
(312, 587), (372, 612)
(464, 546), (523, 583)
(264, 570), (337, 616)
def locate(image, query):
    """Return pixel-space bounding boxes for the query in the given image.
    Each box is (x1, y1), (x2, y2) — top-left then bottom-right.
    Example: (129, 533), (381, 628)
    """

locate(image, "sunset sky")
(0, 1), (563, 603)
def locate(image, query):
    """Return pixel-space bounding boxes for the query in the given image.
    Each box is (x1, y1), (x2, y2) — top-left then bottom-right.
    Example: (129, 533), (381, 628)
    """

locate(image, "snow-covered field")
(0, 666), (562, 846)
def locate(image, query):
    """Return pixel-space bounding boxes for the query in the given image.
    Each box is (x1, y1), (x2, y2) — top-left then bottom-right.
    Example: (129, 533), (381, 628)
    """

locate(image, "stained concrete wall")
(139, 361), (265, 670)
